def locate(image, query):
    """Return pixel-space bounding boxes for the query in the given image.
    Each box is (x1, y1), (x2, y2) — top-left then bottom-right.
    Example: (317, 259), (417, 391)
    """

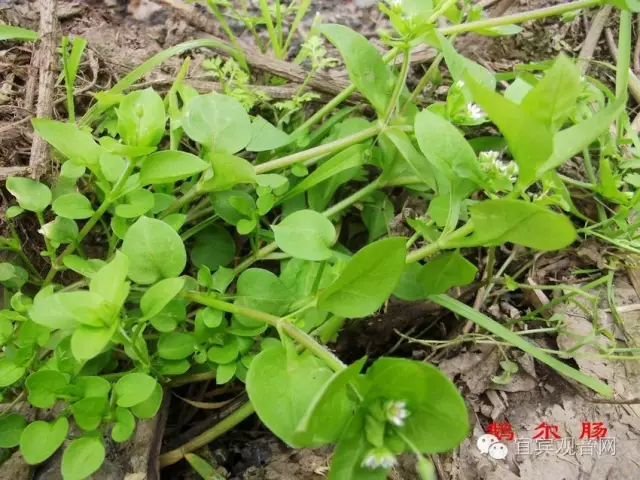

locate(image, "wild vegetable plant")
(1, 0), (638, 478)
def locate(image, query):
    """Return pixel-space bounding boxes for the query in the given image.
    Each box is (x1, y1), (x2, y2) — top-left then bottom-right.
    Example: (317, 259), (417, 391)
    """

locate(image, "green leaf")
(182, 93), (252, 153)
(190, 225), (236, 270)
(117, 88), (166, 147)
(234, 269), (292, 327)
(418, 251), (477, 295)
(99, 136), (157, 157)
(52, 193), (94, 219)
(200, 153), (257, 192)
(61, 436), (105, 480)
(282, 145), (366, 201)
(0, 414), (27, 448)
(60, 160), (86, 179)
(295, 357), (365, 446)
(6, 205), (24, 219)
(318, 237), (407, 318)
(114, 372), (157, 408)
(363, 192), (394, 242)
(382, 128), (438, 191)
(74, 376), (111, 398)
(40, 217), (78, 245)
(140, 277), (185, 319)
(438, 32), (495, 91)
(454, 199), (577, 250)
(246, 116), (293, 152)
(201, 307), (224, 328)
(26, 370), (68, 408)
(150, 300), (186, 332)
(115, 189), (155, 218)
(538, 96), (626, 176)
(273, 210), (336, 261)
(90, 251), (129, 309)
(207, 337), (239, 364)
(130, 383), (163, 419)
(121, 216), (187, 284)
(20, 417), (69, 465)
(185, 453), (224, 480)
(414, 109), (482, 186)
(6, 177), (52, 212)
(216, 362), (237, 384)
(465, 73), (553, 187)
(71, 397), (108, 431)
(32, 118), (103, 166)
(605, 0), (640, 12)
(29, 291), (107, 330)
(520, 55), (581, 131)
(71, 323), (116, 361)
(365, 357), (469, 452)
(211, 266), (235, 293)
(111, 407), (136, 443)
(157, 332), (196, 360)
(209, 190), (255, 226)
(328, 411), (386, 480)
(140, 150), (209, 185)
(99, 152), (126, 183)
(320, 24), (395, 114)
(0, 25), (38, 41)
(63, 255), (104, 278)
(247, 347), (334, 447)
(0, 358), (25, 387)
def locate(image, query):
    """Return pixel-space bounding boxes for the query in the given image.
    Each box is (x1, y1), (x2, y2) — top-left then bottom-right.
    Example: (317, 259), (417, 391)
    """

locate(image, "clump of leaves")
(2, 0), (638, 478)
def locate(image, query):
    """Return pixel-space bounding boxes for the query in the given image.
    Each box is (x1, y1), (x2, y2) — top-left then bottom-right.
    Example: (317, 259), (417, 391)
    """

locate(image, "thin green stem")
(405, 222), (474, 264)
(206, 1), (245, 61)
(582, 149), (607, 223)
(616, 9), (632, 139)
(283, 0), (311, 54)
(61, 36), (75, 122)
(405, 54), (443, 109)
(382, 48), (411, 124)
(258, 0), (282, 58)
(438, 0), (602, 36)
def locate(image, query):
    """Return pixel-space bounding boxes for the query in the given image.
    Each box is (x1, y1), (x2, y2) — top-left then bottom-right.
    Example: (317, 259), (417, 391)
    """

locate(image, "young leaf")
(32, 118), (103, 166)
(246, 347), (334, 447)
(272, 210), (336, 261)
(121, 216), (187, 284)
(61, 436), (105, 480)
(418, 251), (477, 295)
(140, 150), (209, 185)
(140, 277), (185, 319)
(182, 93), (252, 153)
(200, 153), (257, 192)
(74, 376), (111, 399)
(71, 397), (108, 431)
(157, 332), (196, 360)
(438, 32), (495, 91)
(130, 384), (163, 419)
(71, 323), (117, 361)
(115, 189), (155, 218)
(6, 177), (52, 212)
(63, 256), (105, 279)
(117, 88), (166, 147)
(185, 453), (225, 480)
(452, 199), (577, 250)
(294, 357), (366, 446)
(20, 417), (69, 465)
(60, 160), (86, 179)
(382, 128), (439, 191)
(0, 358), (26, 387)
(363, 192), (394, 242)
(114, 372), (156, 408)
(216, 362), (237, 385)
(52, 192), (94, 219)
(207, 337), (239, 364)
(520, 55), (581, 131)
(40, 217), (79, 245)
(26, 370), (68, 408)
(318, 237), (407, 318)
(29, 291), (106, 330)
(0, 25), (38, 41)
(464, 74), (553, 187)
(111, 407), (136, 443)
(246, 116), (293, 152)
(0, 414), (27, 448)
(320, 24), (395, 114)
(365, 357), (469, 453)
(234, 269), (292, 327)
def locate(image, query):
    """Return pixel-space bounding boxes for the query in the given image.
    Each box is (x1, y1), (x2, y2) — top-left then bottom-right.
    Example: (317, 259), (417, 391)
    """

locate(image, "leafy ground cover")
(2, 0), (640, 478)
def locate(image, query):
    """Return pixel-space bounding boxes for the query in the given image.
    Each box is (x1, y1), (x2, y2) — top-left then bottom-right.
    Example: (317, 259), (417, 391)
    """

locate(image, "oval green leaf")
(272, 210), (336, 261)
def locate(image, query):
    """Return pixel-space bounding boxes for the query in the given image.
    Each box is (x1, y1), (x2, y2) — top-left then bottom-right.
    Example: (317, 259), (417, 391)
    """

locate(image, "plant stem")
(616, 9), (632, 139)
(256, 125), (384, 173)
(382, 48), (411, 124)
(61, 36), (75, 122)
(160, 185), (200, 218)
(206, 0), (244, 57)
(405, 54), (443, 109)
(405, 222), (474, 264)
(258, 0), (282, 58)
(159, 401), (256, 467)
(438, 0), (602, 36)
(283, 0), (311, 55)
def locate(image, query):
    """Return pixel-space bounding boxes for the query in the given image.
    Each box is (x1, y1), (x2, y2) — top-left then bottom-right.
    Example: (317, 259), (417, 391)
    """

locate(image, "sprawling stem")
(382, 48), (411, 124)
(405, 221), (475, 264)
(616, 9), (632, 139)
(438, 0), (602, 36)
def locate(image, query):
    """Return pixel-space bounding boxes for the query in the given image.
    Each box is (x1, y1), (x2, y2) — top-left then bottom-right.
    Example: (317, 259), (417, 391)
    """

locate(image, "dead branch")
(27, 0), (58, 180)
(0, 166), (30, 180)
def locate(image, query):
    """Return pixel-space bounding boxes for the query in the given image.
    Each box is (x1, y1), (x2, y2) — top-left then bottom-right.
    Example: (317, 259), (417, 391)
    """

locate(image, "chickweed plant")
(1, 0), (639, 478)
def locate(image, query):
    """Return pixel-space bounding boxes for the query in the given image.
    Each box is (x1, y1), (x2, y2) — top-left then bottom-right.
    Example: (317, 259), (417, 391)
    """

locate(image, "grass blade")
(0, 25), (38, 41)
(430, 294), (614, 397)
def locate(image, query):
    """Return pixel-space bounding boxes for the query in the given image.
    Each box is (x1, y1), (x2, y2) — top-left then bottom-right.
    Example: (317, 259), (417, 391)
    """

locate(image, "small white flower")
(479, 150), (500, 164)
(455, 80), (465, 89)
(385, 400), (410, 427)
(466, 103), (485, 121)
(362, 447), (398, 470)
(390, 0), (402, 6)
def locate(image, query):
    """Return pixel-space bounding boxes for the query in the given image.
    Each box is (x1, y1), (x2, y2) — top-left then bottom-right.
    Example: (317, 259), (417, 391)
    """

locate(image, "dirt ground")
(2, 0), (640, 479)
